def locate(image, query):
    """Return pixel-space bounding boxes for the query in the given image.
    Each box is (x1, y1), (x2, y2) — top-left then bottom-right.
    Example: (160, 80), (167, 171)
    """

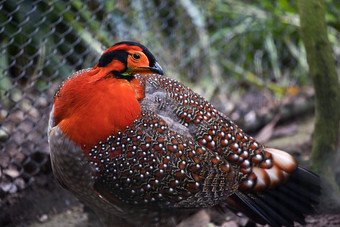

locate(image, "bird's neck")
(53, 69), (145, 150)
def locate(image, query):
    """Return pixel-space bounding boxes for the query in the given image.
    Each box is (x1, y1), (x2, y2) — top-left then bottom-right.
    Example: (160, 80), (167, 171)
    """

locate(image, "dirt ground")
(4, 179), (340, 227)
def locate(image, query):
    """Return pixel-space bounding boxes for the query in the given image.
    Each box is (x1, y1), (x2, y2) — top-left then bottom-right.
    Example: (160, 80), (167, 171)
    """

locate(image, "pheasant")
(48, 41), (320, 227)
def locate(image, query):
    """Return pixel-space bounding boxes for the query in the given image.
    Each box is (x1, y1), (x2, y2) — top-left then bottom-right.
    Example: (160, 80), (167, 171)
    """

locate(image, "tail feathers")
(226, 166), (321, 227)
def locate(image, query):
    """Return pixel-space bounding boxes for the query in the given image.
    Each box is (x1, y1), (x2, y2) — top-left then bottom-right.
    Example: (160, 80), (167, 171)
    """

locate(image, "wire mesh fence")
(0, 0), (339, 200)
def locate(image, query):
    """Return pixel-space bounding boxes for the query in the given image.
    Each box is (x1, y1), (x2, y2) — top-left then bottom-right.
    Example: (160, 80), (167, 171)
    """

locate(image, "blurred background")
(1, 0), (340, 226)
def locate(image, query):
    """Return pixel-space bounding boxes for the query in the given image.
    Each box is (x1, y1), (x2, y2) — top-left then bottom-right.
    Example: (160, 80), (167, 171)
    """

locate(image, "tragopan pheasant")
(48, 41), (320, 227)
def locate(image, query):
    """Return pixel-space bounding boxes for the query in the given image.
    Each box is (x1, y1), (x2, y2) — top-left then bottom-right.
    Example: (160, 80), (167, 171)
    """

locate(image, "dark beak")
(133, 62), (164, 75)
(149, 62), (164, 75)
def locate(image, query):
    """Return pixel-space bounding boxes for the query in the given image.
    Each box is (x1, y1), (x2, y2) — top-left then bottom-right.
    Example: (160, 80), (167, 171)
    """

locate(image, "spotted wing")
(88, 110), (236, 209)
(136, 74), (297, 192)
(135, 74), (320, 227)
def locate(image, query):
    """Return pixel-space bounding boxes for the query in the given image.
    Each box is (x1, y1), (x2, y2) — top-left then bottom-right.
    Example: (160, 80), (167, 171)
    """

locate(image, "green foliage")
(1, 0), (339, 99)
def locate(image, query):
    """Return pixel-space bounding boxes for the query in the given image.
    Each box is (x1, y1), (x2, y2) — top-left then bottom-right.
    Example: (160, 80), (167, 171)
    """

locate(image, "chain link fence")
(0, 0), (339, 203)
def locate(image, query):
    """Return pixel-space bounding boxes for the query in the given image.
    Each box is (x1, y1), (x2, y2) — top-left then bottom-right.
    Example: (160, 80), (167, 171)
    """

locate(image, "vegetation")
(298, 0), (340, 211)
(1, 0), (339, 102)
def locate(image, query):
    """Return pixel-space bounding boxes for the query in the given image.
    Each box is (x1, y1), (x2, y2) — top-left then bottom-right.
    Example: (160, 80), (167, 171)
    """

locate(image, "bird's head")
(95, 41), (164, 80)
(53, 41), (163, 149)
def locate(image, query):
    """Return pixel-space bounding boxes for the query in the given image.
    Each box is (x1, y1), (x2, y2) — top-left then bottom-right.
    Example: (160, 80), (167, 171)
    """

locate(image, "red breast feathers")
(53, 41), (164, 150)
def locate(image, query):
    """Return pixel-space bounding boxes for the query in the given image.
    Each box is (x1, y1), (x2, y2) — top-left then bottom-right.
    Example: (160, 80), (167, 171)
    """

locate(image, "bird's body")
(48, 42), (320, 227)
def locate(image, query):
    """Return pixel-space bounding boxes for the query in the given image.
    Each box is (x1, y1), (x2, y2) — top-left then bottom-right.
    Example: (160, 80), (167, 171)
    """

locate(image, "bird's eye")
(132, 53), (141, 60)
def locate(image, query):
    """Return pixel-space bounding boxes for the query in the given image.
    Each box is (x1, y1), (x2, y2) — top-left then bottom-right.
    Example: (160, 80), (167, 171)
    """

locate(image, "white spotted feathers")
(84, 74), (299, 208)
